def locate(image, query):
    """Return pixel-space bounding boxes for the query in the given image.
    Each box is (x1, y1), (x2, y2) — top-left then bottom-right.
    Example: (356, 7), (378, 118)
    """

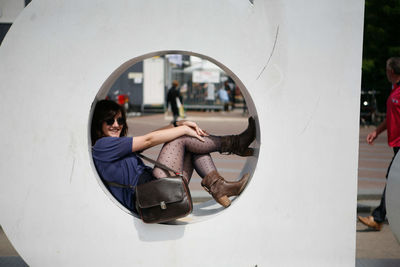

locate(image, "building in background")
(108, 54), (246, 115)
(0, 0), (30, 45)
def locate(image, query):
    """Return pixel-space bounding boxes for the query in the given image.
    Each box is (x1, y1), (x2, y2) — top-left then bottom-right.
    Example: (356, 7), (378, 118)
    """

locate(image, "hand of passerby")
(367, 131), (378, 145)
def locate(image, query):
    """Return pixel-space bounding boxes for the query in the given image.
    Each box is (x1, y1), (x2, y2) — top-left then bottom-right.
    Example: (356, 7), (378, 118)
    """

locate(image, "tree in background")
(362, 0), (400, 112)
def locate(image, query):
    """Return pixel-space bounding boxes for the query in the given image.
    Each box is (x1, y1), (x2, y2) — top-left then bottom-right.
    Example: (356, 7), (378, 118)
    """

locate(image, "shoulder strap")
(105, 181), (135, 189)
(104, 153), (182, 189)
(137, 153), (182, 177)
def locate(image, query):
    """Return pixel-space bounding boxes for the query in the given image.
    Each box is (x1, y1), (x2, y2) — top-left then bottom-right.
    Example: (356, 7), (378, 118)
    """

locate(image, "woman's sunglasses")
(104, 117), (124, 126)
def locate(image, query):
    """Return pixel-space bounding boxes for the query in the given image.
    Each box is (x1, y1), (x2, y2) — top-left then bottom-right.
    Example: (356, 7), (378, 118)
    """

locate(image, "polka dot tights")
(152, 135), (221, 182)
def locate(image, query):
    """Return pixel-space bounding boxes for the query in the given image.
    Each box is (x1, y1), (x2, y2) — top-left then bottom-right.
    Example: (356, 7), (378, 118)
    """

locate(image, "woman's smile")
(102, 113), (123, 137)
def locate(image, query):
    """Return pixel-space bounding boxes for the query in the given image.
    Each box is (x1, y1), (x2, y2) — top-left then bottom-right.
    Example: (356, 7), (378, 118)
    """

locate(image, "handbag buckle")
(160, 201), (167, 210)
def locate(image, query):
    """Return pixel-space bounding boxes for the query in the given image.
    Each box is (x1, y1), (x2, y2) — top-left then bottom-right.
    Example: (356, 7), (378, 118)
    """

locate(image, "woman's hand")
(177, 121), (209, 137)
(182, 125), (206, 142)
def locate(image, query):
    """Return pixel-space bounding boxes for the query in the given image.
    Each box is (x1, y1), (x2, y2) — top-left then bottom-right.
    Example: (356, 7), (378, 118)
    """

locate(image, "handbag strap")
(137, 153), (182, 177)
(105, 181), (135, 189)
(104, 153), (182, 189)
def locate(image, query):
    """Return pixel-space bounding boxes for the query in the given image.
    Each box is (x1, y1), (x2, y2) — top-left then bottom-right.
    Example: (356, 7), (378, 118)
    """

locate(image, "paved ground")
(356, 126), (400, 264)
(1, 111), (400, 266)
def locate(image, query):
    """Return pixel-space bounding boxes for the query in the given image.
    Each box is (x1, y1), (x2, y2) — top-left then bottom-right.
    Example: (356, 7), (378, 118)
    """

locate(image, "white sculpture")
(387, 152), (400, 243)
(0, 0), (364, 266)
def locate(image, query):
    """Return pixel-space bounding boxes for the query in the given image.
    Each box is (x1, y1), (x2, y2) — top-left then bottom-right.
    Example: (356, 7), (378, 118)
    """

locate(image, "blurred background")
(1, 0), (399, 125)
(104, 54), (248, 118)
(359, 0), (400, 126)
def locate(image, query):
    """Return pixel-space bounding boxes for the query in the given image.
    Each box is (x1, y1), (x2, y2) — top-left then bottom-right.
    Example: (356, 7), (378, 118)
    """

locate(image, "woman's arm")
(151, 123), (175, 132)
(131, 123), (207, 152)
(151, 120), (207, 135)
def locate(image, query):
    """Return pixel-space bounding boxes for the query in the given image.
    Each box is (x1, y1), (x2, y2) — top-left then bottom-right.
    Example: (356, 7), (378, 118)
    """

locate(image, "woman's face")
(102, 112), (124, 138)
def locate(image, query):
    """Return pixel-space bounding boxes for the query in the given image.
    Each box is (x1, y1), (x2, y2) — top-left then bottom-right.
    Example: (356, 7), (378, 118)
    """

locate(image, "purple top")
(92, 136), (150, 211)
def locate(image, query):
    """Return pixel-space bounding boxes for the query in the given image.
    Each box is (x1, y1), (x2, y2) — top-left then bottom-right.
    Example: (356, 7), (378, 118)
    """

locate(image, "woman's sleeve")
(92, 137), (133, 162)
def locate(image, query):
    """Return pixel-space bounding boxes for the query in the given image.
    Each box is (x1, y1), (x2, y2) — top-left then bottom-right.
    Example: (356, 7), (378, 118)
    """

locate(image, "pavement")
(1, 110), (400, 266)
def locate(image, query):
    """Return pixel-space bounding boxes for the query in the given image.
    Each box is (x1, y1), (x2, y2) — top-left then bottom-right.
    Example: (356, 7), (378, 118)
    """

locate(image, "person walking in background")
(166, 80), (182, 126)
(218, 82), (230, 112)
(205, 83), (216, 109)
(229, 84), (236, 110)
(358, 57), (400, 231)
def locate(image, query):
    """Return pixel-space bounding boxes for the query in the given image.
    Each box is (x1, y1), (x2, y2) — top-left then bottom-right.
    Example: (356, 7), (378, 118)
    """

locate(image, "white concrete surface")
(0, 0), (364, 266)
(0, 0), (24, 23)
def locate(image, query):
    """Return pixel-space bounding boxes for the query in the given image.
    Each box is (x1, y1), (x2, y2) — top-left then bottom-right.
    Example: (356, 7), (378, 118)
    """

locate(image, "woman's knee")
(165, 136), (187, 147)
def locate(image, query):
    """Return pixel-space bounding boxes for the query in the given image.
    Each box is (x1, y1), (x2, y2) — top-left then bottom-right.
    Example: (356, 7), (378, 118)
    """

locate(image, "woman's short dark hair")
(91, 99), (128, 145)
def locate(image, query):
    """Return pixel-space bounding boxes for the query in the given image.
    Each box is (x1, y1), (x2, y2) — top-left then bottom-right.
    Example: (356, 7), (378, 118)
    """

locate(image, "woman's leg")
(181, 152), (194, 183)
(152, 114), (256, 173)
(152, 136), (220, 181)
(152, 136), (249, 207)
(191, 154), (249, 207)
(191, 154), (218, 178)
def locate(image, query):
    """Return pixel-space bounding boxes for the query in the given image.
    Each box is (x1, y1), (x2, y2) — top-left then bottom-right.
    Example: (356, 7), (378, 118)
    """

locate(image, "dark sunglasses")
(104, 117), (124, 126)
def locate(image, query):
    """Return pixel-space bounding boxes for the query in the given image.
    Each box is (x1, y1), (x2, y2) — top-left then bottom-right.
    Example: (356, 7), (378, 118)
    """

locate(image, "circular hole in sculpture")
(89, 51), (259, 224)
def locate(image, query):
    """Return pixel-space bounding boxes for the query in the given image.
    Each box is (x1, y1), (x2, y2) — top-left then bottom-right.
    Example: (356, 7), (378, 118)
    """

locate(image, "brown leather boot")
(201, 171), (250, 208)
(220, 117), (256, 157)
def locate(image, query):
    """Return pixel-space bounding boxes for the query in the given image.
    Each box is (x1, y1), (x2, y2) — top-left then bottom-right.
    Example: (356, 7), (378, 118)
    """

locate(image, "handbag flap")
(136, 177), (186, 209)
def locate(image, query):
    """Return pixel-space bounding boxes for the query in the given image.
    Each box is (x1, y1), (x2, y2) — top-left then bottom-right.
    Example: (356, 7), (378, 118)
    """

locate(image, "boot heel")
(217, 195), (231, 207)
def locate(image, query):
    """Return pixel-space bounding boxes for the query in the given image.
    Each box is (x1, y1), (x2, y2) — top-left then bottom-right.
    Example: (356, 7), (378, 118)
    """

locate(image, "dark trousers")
(372, 147), (400, 223)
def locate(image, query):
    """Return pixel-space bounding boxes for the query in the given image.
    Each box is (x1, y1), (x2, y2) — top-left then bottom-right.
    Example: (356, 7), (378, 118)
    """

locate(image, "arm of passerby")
(366, 119), (387, 145)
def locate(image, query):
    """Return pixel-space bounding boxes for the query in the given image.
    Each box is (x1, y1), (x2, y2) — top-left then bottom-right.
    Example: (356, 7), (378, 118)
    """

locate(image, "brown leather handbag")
(105, 153), (193, 224)
(135, 154), (192, 224)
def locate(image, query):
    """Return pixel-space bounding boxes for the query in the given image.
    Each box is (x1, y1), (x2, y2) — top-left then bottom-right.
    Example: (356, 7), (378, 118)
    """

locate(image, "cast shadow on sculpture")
(132, 199), (233, 242)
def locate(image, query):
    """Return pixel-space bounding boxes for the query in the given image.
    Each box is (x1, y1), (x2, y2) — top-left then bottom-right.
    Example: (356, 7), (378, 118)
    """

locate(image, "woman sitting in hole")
(91, 100), (255, 212)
